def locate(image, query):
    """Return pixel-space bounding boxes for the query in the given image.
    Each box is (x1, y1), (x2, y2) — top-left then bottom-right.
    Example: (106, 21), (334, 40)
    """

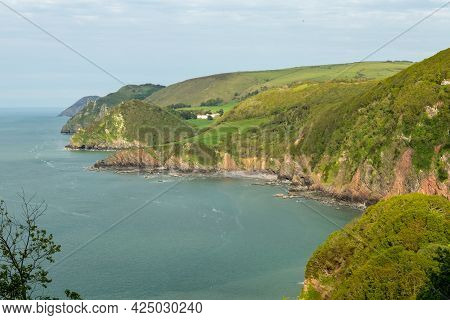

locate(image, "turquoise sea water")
(0, 108), (360, 299)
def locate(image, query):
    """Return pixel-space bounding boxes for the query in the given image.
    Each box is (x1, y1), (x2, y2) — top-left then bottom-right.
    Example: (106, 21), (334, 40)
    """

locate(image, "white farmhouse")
(197, 113), (220, 119)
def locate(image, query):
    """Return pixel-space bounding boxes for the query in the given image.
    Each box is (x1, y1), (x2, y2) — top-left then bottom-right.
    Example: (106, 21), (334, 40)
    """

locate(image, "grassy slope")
(179, 101), (238, 129)
(295, 48), (450, 182)
(202, 48), (448, 196)
(62, 84), (164, 133)
(70, 100), (194, 149)
(301, 193), (450, 300)
(147, 61), (411, 107)
(188, 81), (374, 155)
(87, 49), (448, 199)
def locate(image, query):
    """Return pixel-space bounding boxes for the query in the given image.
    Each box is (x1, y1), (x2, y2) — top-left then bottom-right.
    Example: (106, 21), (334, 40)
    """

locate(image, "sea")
(0, 108), (360, 299)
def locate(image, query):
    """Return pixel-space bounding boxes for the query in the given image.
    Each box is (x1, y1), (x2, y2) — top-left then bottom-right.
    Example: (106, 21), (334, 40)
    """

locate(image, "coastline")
(90, 164), (369, 210)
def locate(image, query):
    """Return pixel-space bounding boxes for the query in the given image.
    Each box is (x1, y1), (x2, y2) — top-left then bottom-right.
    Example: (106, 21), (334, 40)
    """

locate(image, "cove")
(0, 109), (360, 299)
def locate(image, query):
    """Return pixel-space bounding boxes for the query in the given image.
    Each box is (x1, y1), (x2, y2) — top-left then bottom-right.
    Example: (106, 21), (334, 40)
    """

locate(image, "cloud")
(0, 0), (448, 107)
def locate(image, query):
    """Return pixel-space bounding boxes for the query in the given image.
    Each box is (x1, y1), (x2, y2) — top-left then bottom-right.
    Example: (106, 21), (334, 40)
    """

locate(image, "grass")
(192, 118), (268, 146)
(179, 117), (268, 147)
(180, 101), (239, 130)
(70, 100), (194, 148)
(62, 84), (164, 133)
(185, 119), (213, 129)
(177, 101), (237, 113)
(147, 61), (412, 107)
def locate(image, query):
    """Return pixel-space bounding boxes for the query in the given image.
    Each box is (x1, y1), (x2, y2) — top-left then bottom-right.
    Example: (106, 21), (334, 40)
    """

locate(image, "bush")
(200, 98), (224, 106)
(167, 103), (191, 109)
(302, 194), (450, 300)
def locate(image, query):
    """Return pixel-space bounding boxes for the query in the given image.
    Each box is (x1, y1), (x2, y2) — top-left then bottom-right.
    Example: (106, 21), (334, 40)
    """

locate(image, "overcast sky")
(0, 0), (449, 108)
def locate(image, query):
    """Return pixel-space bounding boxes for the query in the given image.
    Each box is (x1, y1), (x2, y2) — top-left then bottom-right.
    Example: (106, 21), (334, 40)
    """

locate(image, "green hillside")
(85, 48), (448, 200)
(202, 48), (449, 199)
(146, 61), (411, 107)
(69, 100), (194, 149)
(186, 81), (373, 148)
(301, 193), (450, 300)
(290, 48), (449, 190)
(61, 83), (164, 134)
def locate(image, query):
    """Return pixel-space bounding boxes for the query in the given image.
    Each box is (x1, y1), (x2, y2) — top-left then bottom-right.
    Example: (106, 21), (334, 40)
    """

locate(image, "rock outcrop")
(93, 148), (449, 202)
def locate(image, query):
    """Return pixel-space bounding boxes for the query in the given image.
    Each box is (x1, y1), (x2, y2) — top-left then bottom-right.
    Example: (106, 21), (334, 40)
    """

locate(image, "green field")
(185, 117), (268, 146)
(147, 61), (412, 107)
(179, 101), (238, 129)
(177, 101), (237, 113)
(63, 61), (411, 134)
(185, 118), (213, 129)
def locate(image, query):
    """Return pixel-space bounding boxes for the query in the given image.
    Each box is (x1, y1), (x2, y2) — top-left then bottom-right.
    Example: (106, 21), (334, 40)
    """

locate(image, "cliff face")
(59, 96), (100, 117)
(79, 49), (449, 202)
(94, 147), (449, 202)
(67, 100), (194, 150)
(61, 84), (165, 134)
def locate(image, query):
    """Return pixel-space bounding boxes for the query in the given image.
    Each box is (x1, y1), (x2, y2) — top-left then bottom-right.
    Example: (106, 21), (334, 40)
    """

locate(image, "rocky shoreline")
(68, 142), (449, 205)
(90, 162), (371, 210)
(66, 145), (121, 152)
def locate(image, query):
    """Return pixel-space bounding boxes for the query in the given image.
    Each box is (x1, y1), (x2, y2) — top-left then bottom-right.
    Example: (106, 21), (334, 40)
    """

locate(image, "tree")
(200, 98), (223, 106)
(207, 115), (213, 120)
(0, 193), (80, 300)
(176, 110), (196, 120)
(167, 103), (191, 109)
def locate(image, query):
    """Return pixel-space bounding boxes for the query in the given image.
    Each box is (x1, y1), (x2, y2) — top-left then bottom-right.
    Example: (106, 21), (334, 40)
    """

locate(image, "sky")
(0, 0), (449, 108)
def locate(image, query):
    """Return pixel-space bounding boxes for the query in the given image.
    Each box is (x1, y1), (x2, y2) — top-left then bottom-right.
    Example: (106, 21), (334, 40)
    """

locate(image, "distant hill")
(62, 62), (410, 134)
(61, 84), (165, 134)
(301, 193), (450, 300)
(68, 100), (194, 150)
(146, 61), (412, 107)
(59, 96), (100, 117)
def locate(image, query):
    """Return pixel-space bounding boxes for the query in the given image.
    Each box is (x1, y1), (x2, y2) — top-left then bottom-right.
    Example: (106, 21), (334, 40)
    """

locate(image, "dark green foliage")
(64, 290), (83, 300)
(176, 110), (197, 120)
(167, 103), (191, 109)
(302, 194), (450, 300)
(417, 247), (450, 299)
(200, 98), (224, 106)
(239, 90), (260, 101)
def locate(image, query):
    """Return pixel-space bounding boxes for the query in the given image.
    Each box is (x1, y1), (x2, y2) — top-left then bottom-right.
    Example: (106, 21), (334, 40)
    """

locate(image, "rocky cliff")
(77, 49), (449, 203)
(93, 147), (448, 203)
(59, 96), (100, 117)
(61, 84), (165, 134)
